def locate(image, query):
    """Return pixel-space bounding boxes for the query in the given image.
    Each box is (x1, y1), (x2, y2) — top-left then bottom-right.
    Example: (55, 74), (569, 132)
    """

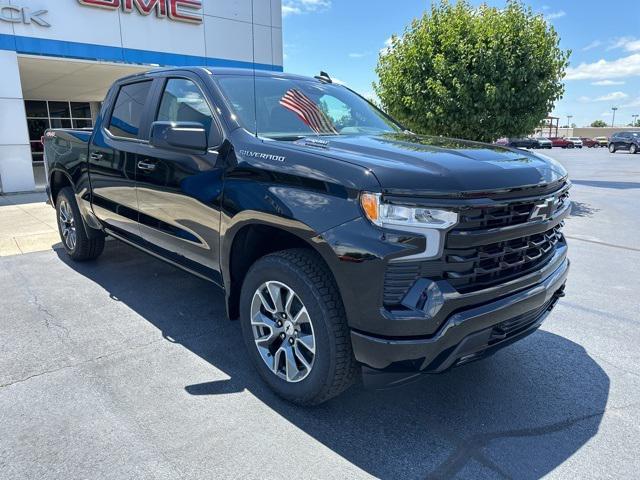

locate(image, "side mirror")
(149, 121), (207, 152)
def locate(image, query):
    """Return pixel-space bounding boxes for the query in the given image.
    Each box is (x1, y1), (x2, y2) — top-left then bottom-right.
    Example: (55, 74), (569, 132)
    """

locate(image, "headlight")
(360, 193), (458, 229)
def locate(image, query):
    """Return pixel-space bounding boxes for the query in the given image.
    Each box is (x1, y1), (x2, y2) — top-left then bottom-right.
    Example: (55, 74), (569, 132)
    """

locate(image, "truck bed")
(43, 128), (93, 175)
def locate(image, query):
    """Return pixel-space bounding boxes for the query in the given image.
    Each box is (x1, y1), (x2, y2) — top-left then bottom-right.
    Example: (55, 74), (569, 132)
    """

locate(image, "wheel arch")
(49, 168), (74, 205)
(221, 214), (339, 321)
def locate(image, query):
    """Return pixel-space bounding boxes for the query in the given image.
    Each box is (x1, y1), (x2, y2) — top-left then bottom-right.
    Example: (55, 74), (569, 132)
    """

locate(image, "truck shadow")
(56, 241), (609, 479)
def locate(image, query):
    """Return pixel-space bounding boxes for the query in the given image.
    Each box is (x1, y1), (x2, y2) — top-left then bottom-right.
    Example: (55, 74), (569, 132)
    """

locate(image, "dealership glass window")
(24, 100), (94, 163)
(108, 81), (153, 139)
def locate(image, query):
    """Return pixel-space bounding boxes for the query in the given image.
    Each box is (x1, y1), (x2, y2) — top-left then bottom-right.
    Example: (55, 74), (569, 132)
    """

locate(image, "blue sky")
(281, 0), (640, 128)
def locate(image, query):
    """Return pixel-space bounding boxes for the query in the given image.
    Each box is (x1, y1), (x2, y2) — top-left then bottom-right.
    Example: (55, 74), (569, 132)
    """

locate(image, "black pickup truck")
(44, 67), (570, 405)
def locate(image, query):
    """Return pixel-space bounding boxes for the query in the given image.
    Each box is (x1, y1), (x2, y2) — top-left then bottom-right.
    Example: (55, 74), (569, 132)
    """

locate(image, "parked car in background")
(567, 137), (583, 148)
(580, 137), (599, 148)
(550, 137), (575, 148)
(594, 136), (609, 147)
(608, 131), (640, 154)
(536, 137), (552, 149)
(495, 137), (540, 149)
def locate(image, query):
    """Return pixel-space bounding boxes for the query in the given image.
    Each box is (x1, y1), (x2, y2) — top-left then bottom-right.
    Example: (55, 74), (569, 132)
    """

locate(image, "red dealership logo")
(78, 0), (202, 24)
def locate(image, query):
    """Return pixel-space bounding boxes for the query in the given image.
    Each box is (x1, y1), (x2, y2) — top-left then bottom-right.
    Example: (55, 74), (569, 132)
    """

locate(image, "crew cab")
(43, 67), (570, 405)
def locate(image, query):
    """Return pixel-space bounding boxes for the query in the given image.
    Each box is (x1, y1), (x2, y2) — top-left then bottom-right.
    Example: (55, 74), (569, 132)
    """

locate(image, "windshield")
(215, 75), (402, 140)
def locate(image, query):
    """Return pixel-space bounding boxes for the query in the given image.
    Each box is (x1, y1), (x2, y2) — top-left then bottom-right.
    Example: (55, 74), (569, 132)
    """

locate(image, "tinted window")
(108, 81), (153, 139)
(25, 100), (48, 117)
(157, 78), (213, 133)
(73, 119), (93, 129)
(27, 118), (49, 141)
(50, 118), (71, 129)
(48, 101), (71, 118)
(71, 102), (92, 118)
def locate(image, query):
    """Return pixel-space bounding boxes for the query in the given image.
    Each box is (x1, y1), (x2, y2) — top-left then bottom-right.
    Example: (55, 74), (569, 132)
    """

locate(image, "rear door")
(89, 78), (157, 239)
(134, 74), (225, 284)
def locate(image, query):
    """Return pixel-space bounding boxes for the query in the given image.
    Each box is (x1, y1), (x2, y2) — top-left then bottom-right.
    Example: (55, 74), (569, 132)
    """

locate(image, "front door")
(134, 76), (225, 284)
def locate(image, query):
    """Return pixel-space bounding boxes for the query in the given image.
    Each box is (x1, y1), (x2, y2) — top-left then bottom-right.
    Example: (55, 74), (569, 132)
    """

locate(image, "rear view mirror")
(149, 121), (207, 152)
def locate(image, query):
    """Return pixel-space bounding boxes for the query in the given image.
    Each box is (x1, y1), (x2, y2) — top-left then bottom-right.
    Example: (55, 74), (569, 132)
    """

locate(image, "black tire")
(609, 144), (616, 153)
(55, 186), (105, 261)
(630, 144), (638, 154)
(240, 248), (358, 405)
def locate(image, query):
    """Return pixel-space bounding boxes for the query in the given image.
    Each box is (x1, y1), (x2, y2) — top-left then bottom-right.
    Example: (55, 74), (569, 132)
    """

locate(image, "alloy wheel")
(250, 281), (316, 383)
(59, 199), (77, 251)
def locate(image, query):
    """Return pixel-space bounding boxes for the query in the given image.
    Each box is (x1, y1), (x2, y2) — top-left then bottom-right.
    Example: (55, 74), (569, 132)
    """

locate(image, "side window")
(157, 78), (213, 134)
(108, 81), (153, 139)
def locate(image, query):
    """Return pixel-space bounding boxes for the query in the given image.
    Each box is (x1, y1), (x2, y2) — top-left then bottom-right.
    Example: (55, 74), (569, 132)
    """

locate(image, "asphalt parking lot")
(1, 147), (639, 479)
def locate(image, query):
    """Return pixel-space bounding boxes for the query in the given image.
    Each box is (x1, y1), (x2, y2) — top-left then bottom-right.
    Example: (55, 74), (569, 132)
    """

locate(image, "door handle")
(89, 152), (103, 161)
(137, 160), (157, 172)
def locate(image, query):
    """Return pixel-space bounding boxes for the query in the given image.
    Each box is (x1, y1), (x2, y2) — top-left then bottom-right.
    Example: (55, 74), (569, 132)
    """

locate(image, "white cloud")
(282, 0), (331, 17)
(591, 80), (626, 86)
(565, 54), (640, 80)
(545, 10), (566, 20)
(582, 40), (602, 52)
(595, 91), (628, 101)
(578, 92), (629, 103)
(606, 37), (640, 52)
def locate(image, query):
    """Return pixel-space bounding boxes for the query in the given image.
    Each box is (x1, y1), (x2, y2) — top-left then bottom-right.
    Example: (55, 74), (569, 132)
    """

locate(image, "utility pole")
(611, 107), (618, 127)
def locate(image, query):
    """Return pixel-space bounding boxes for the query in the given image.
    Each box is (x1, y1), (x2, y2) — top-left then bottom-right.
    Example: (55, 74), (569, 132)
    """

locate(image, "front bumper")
(351, 256), (569, 387)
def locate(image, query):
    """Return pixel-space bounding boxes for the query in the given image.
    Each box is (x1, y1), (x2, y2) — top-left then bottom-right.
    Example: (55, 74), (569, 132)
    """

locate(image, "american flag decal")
(279, 89), (338, 135)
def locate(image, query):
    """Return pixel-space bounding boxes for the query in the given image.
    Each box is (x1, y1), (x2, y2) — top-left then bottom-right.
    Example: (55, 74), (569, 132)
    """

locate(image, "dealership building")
(0, 0), (283, 193)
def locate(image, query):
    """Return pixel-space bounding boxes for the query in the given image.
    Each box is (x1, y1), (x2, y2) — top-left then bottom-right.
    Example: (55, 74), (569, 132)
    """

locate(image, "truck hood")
(290, 133), (568, 196)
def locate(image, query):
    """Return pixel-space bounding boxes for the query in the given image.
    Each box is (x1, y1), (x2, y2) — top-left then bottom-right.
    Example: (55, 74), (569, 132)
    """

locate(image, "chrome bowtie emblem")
(529, 197), (557, 222)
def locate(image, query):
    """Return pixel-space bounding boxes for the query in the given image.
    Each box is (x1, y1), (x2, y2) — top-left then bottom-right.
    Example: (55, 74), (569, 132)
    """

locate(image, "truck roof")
(118, 66), (320, 84)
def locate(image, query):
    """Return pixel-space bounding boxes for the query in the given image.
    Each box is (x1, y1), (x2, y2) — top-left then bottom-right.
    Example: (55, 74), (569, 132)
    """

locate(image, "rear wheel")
(56, 187), (105, 261)
(609, 144), (616, 153)
(240, 249), (358, 405)
(630, 144), (638, 154)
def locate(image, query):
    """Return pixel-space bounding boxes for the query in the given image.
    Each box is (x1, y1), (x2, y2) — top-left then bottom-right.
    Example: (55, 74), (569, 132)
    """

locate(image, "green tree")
(590, 120), (607, 127)
(374, 0), (570, 142)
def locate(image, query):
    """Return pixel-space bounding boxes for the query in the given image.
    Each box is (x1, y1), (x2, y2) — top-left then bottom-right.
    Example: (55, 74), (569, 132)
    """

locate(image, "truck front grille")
(456, 188), (569, 231)
(382, 186), (569, 306)
(442, 224), (563, 292)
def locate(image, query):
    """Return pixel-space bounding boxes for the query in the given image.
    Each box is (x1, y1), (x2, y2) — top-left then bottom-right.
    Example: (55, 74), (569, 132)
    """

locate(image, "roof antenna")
(315, 71), (332, 83)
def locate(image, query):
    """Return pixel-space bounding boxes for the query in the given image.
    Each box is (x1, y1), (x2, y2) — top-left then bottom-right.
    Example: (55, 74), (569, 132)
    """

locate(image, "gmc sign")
(78, 0), (203, 24)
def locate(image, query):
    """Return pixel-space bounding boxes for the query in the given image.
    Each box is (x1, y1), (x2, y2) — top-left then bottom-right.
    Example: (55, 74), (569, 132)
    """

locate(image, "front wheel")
(240, 249), (358, 405)
(609, 144), (616, 153)
(630, 144), (638, 154)
(56, 187), (105, 261)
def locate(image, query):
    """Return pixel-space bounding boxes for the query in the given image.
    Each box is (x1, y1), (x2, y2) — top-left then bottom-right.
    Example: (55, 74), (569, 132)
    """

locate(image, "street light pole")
(567, 115), (573, 133)
(611, 107), (618, 127)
